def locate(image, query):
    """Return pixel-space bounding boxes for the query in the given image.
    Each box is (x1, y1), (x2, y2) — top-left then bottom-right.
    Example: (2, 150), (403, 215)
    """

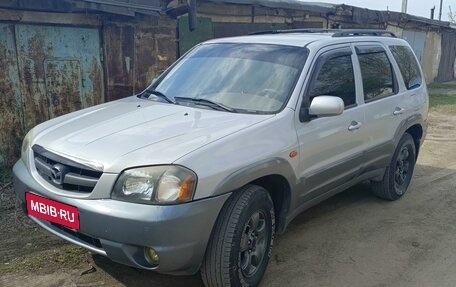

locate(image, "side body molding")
(364, 113), (425, 183)
(212, 116), (425, 234)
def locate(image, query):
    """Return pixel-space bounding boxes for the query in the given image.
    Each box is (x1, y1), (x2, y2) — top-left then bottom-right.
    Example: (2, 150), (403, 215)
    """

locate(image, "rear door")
(388, 44), (427, 121)
(295, 45), (367, 204)
(353, 43), (405, 171)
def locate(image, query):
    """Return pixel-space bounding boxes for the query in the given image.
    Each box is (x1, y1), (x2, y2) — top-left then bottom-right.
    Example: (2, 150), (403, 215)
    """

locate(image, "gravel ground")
(1, 101), (456, 287)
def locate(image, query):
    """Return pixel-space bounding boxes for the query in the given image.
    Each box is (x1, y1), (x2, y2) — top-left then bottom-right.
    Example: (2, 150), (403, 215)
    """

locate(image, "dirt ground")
(1, 89), (456, 287)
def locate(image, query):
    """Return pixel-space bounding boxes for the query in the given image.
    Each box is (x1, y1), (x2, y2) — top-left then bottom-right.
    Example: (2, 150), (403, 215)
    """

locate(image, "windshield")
(150, 43), (308, 114)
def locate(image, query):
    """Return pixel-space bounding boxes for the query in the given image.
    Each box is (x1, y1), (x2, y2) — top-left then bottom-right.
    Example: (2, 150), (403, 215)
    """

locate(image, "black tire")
(201, 185), (275, 287)
(372, 133), (416, 200)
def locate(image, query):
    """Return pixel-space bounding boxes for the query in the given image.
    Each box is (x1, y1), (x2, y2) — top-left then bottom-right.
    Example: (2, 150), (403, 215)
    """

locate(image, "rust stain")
(103, 24), (134, 100)
(27, 33), (48, 78)
(88, 57), (103, 105)
(134, 27), (157, 91)
(0, 37), (23, 166)
(157, 54), (168, 61)
(20, 32), (52, 130)
(1, 24), (105, 165)
(103, 21), (175, 100)
(45, 60), (82, 118)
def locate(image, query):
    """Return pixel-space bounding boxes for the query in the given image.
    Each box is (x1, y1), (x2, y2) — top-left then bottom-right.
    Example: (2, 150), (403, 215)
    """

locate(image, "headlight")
(112, 166), (197, 204)
(21, 130), (32, 164)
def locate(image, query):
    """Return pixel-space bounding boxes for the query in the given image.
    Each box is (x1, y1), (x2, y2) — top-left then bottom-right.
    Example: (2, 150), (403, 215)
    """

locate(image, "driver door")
(294, 46), (367, 205)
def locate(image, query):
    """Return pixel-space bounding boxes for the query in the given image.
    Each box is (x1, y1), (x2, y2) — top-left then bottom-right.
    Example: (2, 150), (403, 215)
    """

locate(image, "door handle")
(348, 121), (362, 131)
(393, 107), (405, 116)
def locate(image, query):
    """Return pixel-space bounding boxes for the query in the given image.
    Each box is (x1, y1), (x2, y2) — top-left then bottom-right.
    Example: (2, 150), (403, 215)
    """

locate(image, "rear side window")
(357, 46), (396, 101)
(390, 45), (422, 90)
(308, 54), (356, 108)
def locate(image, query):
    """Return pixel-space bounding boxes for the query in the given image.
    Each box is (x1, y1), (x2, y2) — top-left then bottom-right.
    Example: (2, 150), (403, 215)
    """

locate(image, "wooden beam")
(0, 8), (102, 26)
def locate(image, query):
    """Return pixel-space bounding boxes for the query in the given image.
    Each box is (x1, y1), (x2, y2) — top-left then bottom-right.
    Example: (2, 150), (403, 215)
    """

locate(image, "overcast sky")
(318, 0), (453, 21)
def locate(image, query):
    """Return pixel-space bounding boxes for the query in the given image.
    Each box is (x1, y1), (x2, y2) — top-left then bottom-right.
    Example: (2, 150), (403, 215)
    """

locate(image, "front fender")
(214, 157), (297, 196)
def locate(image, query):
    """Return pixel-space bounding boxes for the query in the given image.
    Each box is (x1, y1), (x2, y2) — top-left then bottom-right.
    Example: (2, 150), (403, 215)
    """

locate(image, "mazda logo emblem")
(50, 164), (68, 185)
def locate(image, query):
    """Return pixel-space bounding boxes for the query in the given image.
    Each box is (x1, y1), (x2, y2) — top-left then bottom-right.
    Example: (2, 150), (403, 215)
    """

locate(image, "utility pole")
(439, 0), (443, 20)
(402, 0), (408, 13)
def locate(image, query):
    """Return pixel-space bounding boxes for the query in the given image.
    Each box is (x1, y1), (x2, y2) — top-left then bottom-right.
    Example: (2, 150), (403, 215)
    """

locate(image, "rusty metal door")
(0, 24), (104, 166)
(15, 24), (104, 130)
(0, 24), (24, 166)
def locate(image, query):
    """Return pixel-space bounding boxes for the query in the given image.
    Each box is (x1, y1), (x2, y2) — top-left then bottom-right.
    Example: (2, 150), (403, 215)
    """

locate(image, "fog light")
(145, 247), (160, 266)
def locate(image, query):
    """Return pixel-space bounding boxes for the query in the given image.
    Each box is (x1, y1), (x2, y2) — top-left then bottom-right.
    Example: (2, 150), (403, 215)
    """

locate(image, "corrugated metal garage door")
(0, 23), (104, 166)
(15, 24), (104, 129)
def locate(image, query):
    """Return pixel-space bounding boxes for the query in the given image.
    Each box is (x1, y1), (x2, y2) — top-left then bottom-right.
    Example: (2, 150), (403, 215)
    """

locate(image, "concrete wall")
(387, 24), (442, 84)
(423, 31), (442, 84)
(386, 25), (403, 37)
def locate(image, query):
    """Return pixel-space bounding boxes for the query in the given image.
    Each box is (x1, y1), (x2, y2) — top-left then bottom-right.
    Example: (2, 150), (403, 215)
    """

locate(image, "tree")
(449, 5), (456, 23)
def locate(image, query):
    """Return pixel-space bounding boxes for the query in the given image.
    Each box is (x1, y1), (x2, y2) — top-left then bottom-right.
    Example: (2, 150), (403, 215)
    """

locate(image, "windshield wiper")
(175, 97), (237, 113)
(143, 89), (176, 104)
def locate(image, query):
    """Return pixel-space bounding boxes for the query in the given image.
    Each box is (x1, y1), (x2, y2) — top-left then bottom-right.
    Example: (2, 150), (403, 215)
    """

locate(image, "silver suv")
(14, 29), (428, 287)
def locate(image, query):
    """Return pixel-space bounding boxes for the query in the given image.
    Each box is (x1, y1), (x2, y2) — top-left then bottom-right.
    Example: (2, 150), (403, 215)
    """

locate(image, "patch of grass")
(428, 82), (456, 89)
(0, 166), (12, 185)
(0, 245), (88, 274)
(429, 93), (456, 107)
(429, 93), (456, 114)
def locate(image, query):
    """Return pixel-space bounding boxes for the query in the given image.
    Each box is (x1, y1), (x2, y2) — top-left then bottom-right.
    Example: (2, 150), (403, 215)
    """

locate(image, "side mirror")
(309, 96), (344, 117)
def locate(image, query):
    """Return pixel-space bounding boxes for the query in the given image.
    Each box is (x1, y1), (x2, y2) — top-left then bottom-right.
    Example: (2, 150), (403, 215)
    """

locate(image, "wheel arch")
(250, 175), (291, 234)
(405, 124), (423, 159)
(214, 158), (296, 234)
(393, 113), (425, 158)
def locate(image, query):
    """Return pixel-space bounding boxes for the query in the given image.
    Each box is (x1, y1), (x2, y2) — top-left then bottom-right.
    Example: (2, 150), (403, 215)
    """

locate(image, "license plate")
(26, 192), (80, 230)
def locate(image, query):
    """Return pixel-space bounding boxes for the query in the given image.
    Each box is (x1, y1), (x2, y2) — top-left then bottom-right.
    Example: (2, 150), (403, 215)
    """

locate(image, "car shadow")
(90, 163), (453, 287)
(91, 254), (204, 286)
(89, 184), (379, 287)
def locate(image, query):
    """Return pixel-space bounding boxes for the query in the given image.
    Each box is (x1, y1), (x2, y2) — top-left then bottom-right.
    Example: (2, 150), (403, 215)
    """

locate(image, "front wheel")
(201, 185), (275, 287)
(371, 132), (416, 200)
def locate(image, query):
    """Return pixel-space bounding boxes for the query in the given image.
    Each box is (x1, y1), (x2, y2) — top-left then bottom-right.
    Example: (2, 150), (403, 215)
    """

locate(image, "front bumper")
(13, 160), (230, 275)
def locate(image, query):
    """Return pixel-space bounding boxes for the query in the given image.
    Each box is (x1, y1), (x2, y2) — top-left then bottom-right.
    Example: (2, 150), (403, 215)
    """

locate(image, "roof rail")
(332, 29), (397, 37)
(250, 29), (397, 38)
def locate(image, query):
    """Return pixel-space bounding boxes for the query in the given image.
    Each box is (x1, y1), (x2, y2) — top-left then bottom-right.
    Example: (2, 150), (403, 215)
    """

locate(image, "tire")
(201, 185), (275, 287)
(371, 133), (416, 201)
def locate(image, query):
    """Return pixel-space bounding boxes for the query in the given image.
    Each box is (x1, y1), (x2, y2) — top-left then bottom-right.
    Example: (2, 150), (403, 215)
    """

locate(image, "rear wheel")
(372, 133), (416, 200)
(201, 185), (274, 287)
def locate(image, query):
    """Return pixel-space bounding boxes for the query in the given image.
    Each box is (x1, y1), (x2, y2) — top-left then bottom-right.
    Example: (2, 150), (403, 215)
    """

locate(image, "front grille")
(33, 145), (102, 193)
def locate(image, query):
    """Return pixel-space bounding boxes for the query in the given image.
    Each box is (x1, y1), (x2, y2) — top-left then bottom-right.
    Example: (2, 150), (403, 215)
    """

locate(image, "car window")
(390, 45), (422, 90)
(308, 54), (356, 108)
(152, 43), (308, 114)
(357, 47), (396, 101)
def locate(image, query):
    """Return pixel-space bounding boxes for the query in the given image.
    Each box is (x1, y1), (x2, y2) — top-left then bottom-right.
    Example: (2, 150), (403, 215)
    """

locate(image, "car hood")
(32, 96), (274, 173)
